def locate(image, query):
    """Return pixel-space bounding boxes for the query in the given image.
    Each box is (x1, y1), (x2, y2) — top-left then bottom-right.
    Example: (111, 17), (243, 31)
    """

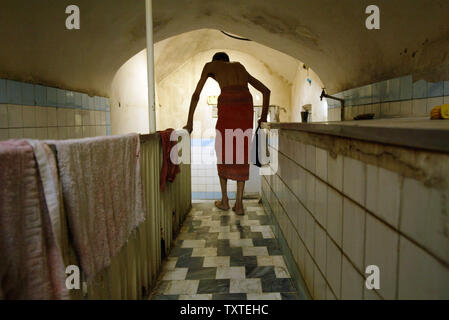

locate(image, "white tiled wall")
(0, 104), (109, 140)
(0, 79), (111, 140)
(327, 187), (343, 246)
(365, 214), (398, 299)
(191, 140), (237, 199)
(261, 130), (449, 299)
(327, 78), (449, 121)
(366, 165), (401, 228)
(328, 96), (449, 121)
(342, 198), (365, 271)
(326, 234), (342, 298)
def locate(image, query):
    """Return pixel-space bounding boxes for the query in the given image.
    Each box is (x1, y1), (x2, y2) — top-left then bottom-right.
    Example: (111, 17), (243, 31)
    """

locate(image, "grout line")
(260, 192), (311, 300)
(267, 154), (431, 300)
(272, 142), (449, 269)
(262, 175), (340, 300)
(395, 175), (405, 300)
(339, 158), (345, 300)
(362, 162), (368, 300)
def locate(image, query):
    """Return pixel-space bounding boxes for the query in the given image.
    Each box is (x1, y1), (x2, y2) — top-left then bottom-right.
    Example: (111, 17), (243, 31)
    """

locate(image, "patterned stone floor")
(150, 200), (300, 300)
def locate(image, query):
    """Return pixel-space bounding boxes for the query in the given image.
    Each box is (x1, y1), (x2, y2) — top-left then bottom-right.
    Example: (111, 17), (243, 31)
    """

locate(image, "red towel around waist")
(159, 129), (181, 191)
(215, 85), (254, 181)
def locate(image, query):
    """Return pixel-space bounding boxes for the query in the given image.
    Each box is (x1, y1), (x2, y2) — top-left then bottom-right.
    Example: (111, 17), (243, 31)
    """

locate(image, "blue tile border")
(47, 87), (57, 106)
(74, 92), (82, 108)
(379, 80), (389, 102)
(388, 78), (401, 101)
(329, 74), (449, 110)
(21, 83), (34, 106)
(88, 96), (95, 110)
(56, 89), (66, 107)
(0, 78), (110, 111)
(7, 80), (22, 105)
(65, 91), (75, 108)
(0, 79), (7, 103)
(94, 96), (102, 110)
(81, 93), (89, 109)
(358, 85), (372, 106)
(34, 85), (46, 106)
(428, 81), (444, 98)
(372, 82), (381, 104)
(413, 79), (427, 99)
(399, 75), (413, 100)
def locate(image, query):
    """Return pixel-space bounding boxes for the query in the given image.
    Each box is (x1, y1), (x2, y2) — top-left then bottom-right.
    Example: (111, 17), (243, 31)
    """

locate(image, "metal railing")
(58, 133), (191, 299)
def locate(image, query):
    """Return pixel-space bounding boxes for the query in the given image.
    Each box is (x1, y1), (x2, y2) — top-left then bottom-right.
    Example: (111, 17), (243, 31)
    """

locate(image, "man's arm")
(184, 63), (211, 133)
(248, 73), (271, 124)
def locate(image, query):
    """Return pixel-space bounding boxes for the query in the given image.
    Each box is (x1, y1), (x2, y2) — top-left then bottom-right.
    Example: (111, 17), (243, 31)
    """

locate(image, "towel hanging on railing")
(52, 134), (146, 281)
(158, 128), (181, 191)
(0, 140), (68, 299)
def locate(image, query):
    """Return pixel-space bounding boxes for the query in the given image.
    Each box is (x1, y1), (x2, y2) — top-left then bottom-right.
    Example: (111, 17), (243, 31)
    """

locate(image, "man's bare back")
(204, 61), (249, 88)
(184, 58), (270, 134)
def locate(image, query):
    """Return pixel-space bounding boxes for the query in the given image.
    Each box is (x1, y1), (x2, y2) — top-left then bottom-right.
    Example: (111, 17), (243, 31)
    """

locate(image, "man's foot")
(215, 200), (230, 211)
(232, 204), (245, 215)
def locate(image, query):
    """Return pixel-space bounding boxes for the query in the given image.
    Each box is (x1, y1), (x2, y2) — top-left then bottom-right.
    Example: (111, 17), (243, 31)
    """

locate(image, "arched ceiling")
(154, 29), (301, 85)
(1, 0), (448, 97)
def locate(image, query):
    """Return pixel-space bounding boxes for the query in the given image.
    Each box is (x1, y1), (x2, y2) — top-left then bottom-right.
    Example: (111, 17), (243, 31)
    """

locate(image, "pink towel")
(0, 140), (68, 299)
(54, 134), (146, 280)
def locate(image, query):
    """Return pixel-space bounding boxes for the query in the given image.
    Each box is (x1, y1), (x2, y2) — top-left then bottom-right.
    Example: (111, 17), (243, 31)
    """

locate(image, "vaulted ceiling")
(1, 0), (448, 97)
(154, 29), (301, 85)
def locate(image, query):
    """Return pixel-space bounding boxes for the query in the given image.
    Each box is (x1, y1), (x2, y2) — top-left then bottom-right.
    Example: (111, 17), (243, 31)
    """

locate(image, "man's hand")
(183, 123), (193, 134)
(258, 117), (267, 127)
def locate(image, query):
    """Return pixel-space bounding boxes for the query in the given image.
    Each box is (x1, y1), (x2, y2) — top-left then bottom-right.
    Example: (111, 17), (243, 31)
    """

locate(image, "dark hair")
(212, 52), (230, 62)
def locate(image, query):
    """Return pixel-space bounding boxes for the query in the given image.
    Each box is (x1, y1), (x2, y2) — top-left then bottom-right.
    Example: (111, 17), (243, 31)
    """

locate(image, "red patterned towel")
(158, 129), (181, 191)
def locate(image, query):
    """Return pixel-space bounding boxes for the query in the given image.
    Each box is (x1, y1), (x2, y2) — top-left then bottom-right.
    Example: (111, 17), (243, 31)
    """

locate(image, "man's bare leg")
(233, 181), (245, 215)
(215, 176), (230, 210)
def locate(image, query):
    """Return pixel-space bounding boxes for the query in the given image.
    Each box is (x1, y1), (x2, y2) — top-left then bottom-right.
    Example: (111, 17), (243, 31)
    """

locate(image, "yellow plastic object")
(430, 106), (442, 120)
(441, 104), (449, 119)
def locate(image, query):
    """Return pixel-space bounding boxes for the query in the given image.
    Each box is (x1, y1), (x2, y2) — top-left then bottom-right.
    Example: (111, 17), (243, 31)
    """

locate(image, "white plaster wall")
(291, 65), (328, 122)
(110, 50), (150, 135)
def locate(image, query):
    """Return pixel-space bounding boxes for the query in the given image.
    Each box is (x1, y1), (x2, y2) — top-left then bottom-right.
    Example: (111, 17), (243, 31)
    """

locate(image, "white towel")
(54, 134), (146, 280)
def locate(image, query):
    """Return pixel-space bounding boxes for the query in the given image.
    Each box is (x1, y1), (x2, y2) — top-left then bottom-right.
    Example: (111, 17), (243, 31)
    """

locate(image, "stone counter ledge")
(262, 118), (449, 154)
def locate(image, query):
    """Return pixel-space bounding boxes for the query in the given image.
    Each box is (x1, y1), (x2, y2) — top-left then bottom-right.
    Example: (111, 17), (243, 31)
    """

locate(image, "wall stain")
(153, 16), (173, 33)
(281, 129), (449, 191)
(261, 62), (292, 86)
(242, 8), (319, 49)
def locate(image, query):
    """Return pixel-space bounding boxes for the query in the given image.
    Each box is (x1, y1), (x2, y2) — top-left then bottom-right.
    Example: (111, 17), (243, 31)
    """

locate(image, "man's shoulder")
(204, 61), (216, 71)
(233, 61), (247, 71)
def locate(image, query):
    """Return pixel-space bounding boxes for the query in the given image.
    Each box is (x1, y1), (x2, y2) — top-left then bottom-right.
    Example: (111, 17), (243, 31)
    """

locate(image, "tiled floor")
(150, 200), (300, 300)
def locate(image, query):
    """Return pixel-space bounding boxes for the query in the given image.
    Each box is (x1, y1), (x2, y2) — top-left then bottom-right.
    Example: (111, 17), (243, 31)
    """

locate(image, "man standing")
(184, 52), (270, 215)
